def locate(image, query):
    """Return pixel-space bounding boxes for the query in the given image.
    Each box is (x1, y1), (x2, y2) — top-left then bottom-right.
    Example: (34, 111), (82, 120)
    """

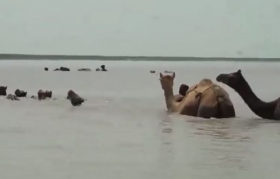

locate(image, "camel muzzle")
(216, 74), (228, 83)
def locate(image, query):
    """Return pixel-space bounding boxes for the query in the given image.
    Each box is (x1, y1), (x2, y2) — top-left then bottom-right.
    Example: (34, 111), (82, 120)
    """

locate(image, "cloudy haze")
(0, 0), (280, 57)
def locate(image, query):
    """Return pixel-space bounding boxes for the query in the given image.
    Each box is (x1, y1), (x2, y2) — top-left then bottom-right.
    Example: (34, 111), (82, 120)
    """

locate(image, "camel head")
(216, 69), (243, 89)
(159, 72), (175, 90)
(67, 90), (76, 99)
(46, 91), (52, 98)
(0, 86), (7, 96)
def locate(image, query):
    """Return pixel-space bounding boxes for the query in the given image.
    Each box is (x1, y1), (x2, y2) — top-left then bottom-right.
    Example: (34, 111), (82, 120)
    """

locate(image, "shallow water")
(0, 60), (280, 179)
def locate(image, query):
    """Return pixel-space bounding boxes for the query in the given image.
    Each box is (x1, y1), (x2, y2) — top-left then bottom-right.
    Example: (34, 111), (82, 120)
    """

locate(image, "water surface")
(0, 60), (279, 179)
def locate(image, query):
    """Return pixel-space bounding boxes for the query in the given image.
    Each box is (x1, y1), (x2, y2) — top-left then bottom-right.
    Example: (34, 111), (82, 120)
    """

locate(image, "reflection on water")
(157, 115), (174, 179)
(157, 114), (280, 178)
(188, 118), (253, 171)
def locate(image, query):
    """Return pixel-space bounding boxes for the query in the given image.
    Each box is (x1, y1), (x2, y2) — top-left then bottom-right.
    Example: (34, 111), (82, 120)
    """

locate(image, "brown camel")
(159, 72), (235, 118)
(38, 90), (52, 100)
(216, 69), (280, 120)
(67, 90), (84, 106)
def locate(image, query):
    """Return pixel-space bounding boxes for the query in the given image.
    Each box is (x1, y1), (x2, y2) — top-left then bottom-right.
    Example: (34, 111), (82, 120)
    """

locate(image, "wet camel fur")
(38, 90), (52, 100)
(217, 69), (280, 120)
(67, 90), (84, 106)
(160, 72), (235, 119)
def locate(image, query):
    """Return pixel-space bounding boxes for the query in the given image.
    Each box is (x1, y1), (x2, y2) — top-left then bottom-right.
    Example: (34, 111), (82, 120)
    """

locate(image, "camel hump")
(213, 84), (228, 95)
(186, 84), (197, 94)
(186, 80), (213, 94)
(211, 84), (230, 101)
(198, 78), (213, 86)
(184, 80), (220, 98)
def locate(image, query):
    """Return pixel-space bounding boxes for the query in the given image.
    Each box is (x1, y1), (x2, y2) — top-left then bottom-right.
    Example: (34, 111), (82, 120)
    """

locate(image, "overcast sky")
(0, 0), (280, 57)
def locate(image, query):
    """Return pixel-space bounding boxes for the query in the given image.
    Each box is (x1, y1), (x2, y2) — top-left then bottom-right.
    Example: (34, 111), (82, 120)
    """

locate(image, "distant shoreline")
(0, 53), (279, 61)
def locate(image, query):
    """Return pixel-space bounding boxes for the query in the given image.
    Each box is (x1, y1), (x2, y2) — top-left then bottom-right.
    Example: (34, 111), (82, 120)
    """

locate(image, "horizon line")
(0, 53), (279, 61)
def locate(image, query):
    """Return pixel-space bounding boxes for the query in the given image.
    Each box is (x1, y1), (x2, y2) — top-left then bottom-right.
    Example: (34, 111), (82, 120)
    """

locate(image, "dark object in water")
(150, 70), (156, 73)
(15, 89), (27, 97)
(6, 94), (19, 101)
(0, 86), (7, 96)
(78, 68), (91, 71)
(31, 95), (37, 99)
(67, 90), (84, 106)
(100, 65), (107, 71)
(54, 67), (70, 71)
(44, 67), (48, 71)
(96, 65), (107, 72)
(38, 90), (52, 100)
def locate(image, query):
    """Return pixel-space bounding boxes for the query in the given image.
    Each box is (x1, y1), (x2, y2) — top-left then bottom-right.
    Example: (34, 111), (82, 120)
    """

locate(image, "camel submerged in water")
(159, 72), (235, 118)
(216, 69), (280, 120)
(67, 90), (84, 106)
(15, 89), (27, 97)
(0, 86), (7, 96)
(37, 90), (52, 100)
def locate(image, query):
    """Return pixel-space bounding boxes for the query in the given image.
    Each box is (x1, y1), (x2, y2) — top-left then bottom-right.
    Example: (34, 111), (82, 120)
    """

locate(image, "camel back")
(186, 79), (214, 95)
(185, 78), (230, 101)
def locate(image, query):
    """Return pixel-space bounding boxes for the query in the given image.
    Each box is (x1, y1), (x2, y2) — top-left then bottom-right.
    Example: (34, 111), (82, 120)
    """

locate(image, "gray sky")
(1, 0), (280, 57)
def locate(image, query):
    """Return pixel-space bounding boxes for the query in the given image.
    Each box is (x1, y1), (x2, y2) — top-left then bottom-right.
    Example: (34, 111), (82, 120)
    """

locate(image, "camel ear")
(172, 72), (175, 79)
(160, 73), (163, 78)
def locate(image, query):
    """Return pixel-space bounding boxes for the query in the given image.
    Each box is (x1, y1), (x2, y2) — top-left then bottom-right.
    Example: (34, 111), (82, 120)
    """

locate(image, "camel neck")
(235, 78), (277, 119)
(163, 87), (176, 112)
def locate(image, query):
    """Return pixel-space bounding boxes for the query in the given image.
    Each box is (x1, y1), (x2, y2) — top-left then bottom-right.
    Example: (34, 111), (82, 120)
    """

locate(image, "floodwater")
(0, 60), (280, 179)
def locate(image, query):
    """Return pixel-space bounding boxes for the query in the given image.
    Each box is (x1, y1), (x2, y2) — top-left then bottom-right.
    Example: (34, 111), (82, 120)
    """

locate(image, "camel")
(159, 72), (235, 118)
(100, 65), (107, 71)
(38, 90), (52, 100)
(216, 69), (280, 120)
(0, 86), (7, 96)
(15, 89), (27, 97)
(96, 65), (107, 72)
(67, 90), (84, 106)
